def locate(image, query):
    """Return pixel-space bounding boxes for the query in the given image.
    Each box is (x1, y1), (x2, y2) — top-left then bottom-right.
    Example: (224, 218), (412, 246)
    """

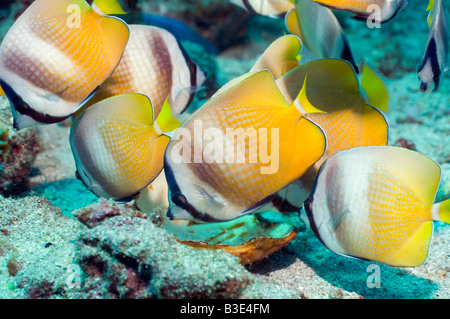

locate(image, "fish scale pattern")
(94, 118), (159, 196)
(187, 100), (302, 207)
(332, 157), (429, 264)
(88, 26), (174, 117)
(2, 12), (110, 102)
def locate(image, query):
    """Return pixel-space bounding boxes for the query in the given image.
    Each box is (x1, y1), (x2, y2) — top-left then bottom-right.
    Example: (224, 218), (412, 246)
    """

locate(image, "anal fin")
(391, 221), (433, 267)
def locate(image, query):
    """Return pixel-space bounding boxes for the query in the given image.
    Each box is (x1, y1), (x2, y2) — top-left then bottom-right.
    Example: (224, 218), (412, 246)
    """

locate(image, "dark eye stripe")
(171, 193), (188, 209)
(164, 157), (222, 222)
(0, 79), (69, 125)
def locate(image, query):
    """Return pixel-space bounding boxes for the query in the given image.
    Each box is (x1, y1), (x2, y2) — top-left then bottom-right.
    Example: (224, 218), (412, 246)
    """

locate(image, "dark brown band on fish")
(178, 42), (199, 114)
(242, 0), (258, 15)
(303, 193), (326, 247)
(418, 37), (441, 92)
(0, 79), (68, 127)
(152, 32), (173, 103)
(301, 169), (328, 247)
(164, 157), (222, 222)
(271, 194), (301, 213)
(244, 194), (276, 214)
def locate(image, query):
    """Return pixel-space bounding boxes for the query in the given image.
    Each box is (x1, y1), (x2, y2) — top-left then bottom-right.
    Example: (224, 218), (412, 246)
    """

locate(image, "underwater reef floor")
(0, 69), (449, 299)
(0, 0), (449, 298)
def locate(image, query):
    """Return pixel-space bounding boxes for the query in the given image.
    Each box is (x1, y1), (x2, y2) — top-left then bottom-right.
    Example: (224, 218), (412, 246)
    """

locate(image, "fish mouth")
(420, 82), (428, 92)
(166, 207), (175, 220)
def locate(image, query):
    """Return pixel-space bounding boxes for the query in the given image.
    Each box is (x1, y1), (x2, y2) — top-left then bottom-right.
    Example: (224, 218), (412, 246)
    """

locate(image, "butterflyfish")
(302, 146), (450, 267)
(0, 0), (130, 129)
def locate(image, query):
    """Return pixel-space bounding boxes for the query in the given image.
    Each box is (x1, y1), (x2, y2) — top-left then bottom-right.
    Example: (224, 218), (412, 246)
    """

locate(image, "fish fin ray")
(277, 59), (360, 108)
(380, 147), (441, 205)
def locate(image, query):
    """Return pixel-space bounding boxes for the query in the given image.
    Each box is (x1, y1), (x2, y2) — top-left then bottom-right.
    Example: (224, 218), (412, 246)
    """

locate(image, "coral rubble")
(0, 99), (40, 196)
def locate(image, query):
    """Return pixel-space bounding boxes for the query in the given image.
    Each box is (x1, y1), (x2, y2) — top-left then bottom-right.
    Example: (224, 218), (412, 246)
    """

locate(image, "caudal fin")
(291, 75), (326, 114)
(155, 98), (182, 135)
(92, 0), (130, 15)
(434, 198), (450, 224)
(360, 63), (389, 112)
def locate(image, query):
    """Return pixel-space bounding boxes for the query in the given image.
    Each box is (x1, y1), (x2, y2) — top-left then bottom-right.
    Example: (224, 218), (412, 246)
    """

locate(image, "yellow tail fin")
(92, 0), (130, 15)
(292, 75), (326, 114)
(155, 98), (182, 134)
(436, 198), (450, 224)
(0, 84), (4, 96)
(360, 63), (389, 112)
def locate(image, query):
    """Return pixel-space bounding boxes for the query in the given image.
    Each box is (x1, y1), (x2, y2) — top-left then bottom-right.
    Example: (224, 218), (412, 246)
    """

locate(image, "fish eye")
(303, 197), (313, 215)
(171, 193), (188, 209)
(14, 100), (30, 115)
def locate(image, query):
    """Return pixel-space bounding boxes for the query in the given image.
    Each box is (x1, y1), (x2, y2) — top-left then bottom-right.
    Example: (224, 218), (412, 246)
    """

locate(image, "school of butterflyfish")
(0, 0), (448, 268)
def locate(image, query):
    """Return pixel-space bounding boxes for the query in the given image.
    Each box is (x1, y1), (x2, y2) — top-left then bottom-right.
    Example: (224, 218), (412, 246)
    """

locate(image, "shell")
(162, 213), (298, 265)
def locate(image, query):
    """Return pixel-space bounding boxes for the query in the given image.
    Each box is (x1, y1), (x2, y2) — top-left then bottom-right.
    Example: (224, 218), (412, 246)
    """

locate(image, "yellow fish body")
(285, 0), (359, 73)
(230, 0), (295, 18)
(165, 70), (326, 222)
(133, 34), (303, 213)
(70, 93), (180, 201)
(0, 0), (130, 129)
(261, 59), (389, 213)
(313, 0), (409, 23)
(82, 24), (205, 120)
(302, 146), (450, 267)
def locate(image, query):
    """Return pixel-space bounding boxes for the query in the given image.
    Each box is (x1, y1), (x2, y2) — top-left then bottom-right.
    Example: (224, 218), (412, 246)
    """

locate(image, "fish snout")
(420, 82), (428, 92)
(166, 207), (175, 220)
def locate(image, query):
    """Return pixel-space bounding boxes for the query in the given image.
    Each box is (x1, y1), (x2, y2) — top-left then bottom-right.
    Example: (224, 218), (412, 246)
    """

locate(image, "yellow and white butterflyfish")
(70, 93), (181, 202)
(79, 24), (205, 122)
(164, 70), (326, 223)
(302, 146), (450, 267)
(262, 59), (388, 214)
(0, 0), (130, 130)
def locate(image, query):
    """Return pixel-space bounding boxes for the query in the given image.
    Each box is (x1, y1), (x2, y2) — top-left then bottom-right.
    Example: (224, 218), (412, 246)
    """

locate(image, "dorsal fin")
(208, 70), (290, 109)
